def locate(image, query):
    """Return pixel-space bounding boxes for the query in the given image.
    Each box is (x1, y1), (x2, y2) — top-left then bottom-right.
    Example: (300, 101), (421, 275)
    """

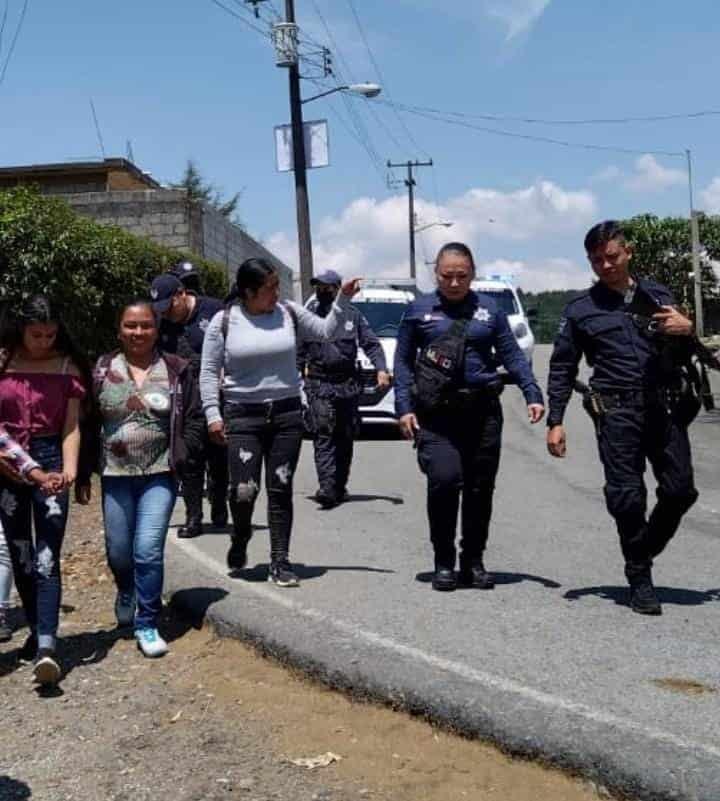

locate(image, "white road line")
(171, 536), (720, 761)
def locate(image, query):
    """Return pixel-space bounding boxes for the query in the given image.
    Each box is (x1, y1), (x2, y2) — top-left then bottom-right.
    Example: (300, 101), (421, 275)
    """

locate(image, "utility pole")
(285, 0), (314, 301)
(388, 159), (433, 280)
(686, 149), (704, 337)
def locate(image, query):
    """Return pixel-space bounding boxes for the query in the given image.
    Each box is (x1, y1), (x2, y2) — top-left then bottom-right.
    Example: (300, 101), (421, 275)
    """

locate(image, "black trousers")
(417, 400), (503, 570)
(225, 406), (304, 564)
(179, 427), (228, 522)
(594, 398), (698, 577)
(308, 386), (359, 499)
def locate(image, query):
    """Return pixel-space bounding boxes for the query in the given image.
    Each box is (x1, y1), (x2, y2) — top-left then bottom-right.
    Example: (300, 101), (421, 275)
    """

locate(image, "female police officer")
(394, 243), (545, 592)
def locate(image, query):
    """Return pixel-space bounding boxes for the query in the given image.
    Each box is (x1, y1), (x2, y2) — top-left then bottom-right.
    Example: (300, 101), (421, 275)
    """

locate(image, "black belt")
(225, 396), (302, 418)
(307, 371), (357, 382)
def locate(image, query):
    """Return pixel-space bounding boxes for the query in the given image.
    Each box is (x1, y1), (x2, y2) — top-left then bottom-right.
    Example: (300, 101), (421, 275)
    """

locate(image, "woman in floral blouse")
(80, 300), (202, 658)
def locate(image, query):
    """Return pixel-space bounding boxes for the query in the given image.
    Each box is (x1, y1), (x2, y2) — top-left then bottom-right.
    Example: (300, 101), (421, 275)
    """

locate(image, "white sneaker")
(135, 628), (168, 658)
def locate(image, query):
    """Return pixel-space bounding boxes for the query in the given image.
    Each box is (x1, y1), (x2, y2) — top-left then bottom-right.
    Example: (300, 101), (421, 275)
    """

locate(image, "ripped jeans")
(0, 436), (69, 649)
(225, 403), (303, 565)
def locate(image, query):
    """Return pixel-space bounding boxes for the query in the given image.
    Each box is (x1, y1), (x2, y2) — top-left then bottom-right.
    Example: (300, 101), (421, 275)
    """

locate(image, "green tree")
(173, 160), (243, 224)
(621, 213), (720, 311)
(0, 186), (228, 357)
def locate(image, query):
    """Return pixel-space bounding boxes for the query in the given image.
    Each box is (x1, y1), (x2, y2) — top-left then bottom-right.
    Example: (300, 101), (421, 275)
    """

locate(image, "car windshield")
(354, 301), (408, 337)
(476, 288), (519, 315)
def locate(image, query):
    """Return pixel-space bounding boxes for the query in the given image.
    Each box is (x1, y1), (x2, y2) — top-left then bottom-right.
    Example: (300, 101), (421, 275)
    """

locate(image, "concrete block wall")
(61, 188), (294, 299)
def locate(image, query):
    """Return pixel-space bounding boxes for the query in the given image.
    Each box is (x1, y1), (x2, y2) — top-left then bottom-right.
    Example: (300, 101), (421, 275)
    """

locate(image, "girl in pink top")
(0, 296), (89, 688)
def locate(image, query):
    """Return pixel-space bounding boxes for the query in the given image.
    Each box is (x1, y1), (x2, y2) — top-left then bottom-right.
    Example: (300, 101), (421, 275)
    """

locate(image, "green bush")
(0, 186), (228, 357)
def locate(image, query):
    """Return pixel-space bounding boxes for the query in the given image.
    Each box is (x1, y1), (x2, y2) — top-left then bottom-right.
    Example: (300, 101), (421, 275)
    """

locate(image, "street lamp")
(414, 220), (453, 234)
(302, 83), (382, 105)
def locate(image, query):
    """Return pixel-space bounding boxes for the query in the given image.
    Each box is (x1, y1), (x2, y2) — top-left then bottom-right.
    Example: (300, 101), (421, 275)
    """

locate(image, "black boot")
(627, 567), (662, 616)
(458, 560), (495, 589)
(178, 479), (203, 539)
(227, 535), (249, 571)
(431, 567), (457, 592)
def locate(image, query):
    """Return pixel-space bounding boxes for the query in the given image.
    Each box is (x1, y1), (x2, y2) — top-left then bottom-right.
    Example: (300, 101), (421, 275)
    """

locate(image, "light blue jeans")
(101, 473), (177, 630)
(0, 523), (11, 609)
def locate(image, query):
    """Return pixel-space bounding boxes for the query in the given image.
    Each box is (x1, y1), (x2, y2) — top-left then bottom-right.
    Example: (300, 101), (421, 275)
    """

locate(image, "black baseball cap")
(169, 260), (199, 280)
(310, 269), (342, 287)
(150, 274), (184, 313)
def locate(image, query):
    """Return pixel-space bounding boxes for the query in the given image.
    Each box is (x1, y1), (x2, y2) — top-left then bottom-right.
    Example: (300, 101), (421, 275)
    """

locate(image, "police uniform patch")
(344, 320), (354, 331)
(473, 307), (491, 323)
(150, 288), (159, 300)
(558, 318), (567, 334)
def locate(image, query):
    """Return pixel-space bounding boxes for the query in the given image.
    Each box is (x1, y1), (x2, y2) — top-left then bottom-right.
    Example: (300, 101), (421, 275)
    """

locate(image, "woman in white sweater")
(200, 258), (359, 586)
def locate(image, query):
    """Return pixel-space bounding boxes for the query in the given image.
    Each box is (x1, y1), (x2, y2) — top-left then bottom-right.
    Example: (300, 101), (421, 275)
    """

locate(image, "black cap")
(150, 274), (184, 313)
(169, 260), (199, 280)
(310, 269), (342, 287)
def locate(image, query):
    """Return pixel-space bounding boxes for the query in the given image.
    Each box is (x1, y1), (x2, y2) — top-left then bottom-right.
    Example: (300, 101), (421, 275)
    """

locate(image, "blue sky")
(2, 0), (720, 290)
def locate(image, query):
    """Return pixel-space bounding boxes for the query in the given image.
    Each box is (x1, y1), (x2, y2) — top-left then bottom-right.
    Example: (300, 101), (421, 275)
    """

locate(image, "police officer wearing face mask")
(150, 268), (227, 537)
(547, 220), (698, 616)
(297, 270), (390, 509)
(394, 243), (545, 592)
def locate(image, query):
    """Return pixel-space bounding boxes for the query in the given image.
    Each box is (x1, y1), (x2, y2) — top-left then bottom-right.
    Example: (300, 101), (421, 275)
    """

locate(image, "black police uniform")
(547, 278), (699, 581)
(297, 296), (387, 505)
(394, 289), (543, 574)
(159, 293), (229, 529)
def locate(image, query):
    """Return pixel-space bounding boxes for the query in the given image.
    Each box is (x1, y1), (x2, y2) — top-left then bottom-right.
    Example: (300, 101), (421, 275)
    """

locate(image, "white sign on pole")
(274, 119), (330, 172)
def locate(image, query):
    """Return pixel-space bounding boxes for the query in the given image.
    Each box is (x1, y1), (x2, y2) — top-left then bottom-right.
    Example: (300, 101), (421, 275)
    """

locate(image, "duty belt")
(307, 369), (357, 382)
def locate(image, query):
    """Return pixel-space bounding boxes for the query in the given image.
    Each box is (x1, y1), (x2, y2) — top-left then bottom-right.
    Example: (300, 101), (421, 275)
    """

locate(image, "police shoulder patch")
(473, 307), (491, 323)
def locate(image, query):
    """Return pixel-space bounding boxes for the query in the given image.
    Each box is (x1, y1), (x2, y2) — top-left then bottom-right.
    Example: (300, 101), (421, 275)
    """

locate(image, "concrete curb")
(165, 538), (720, 801)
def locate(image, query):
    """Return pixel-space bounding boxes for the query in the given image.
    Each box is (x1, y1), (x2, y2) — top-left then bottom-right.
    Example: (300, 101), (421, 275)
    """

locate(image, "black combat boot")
(627, 567), (662, 616)
(431, 567), (457, 592)
(458, 560), (495, 590)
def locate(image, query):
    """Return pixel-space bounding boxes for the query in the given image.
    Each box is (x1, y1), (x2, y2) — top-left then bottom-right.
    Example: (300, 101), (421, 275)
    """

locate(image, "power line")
(207, 0), (271, 39)
(376, 100), (685, 159)
(0, 0), (29, 89)
(344, 0), (430, 160)
(0, 1), (9, 61)
(374, 99), (720, 127)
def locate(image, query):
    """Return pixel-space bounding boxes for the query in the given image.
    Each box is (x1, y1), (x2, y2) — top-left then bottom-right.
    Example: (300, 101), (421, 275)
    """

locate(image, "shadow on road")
(0, 777), (31, 798)
(564, 585), (720, 607)
(230, 562), (395, 582)
(414, 571), (561, 588)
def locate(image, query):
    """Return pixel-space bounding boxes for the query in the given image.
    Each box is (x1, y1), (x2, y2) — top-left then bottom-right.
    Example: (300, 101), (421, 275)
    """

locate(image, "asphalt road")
(166, 344), (720, 801)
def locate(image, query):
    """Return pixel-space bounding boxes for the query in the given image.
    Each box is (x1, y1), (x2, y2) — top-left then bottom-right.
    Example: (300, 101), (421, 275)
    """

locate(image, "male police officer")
(297, 269), (390, 509)
(150, 269), (227, 537)
(169, 259), (202, 294)
(547, 221), (698, 615)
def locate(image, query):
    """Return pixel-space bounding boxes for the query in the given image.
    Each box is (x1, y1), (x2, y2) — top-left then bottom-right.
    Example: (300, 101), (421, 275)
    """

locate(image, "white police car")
(354, 282), (416, 425)
(471, 276), (535, 367)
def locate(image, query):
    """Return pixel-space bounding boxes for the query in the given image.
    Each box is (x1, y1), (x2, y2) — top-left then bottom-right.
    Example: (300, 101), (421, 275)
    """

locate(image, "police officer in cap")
(169, 259), (202, 294)
(150, 269), (228, 537)
(547, 220), (698, 615)
(394, 242), (545, 592)
(297, 269), (390, 509)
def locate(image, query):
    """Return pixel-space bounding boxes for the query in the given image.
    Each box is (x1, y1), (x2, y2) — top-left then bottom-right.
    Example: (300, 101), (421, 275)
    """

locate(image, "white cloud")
(700, 177), (720, 213)
(267, 179), (597, 293)
(591, 165), (623, 184)
(478, 257), (589, 293)
(482, 0), (552, 40)
(624, 154), (686, 193)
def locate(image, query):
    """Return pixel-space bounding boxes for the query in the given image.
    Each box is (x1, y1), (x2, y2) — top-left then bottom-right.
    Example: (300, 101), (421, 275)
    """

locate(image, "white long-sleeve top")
(200, 295), (350, 425)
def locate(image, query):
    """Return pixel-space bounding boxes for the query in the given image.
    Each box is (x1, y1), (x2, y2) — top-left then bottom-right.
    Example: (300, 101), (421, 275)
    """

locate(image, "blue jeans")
(101, 473), (177, 630)
(0, 436), (69, 648)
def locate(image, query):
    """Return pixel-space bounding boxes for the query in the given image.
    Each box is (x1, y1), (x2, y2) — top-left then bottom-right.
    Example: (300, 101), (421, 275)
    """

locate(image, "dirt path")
(0, 494), (610, 801)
